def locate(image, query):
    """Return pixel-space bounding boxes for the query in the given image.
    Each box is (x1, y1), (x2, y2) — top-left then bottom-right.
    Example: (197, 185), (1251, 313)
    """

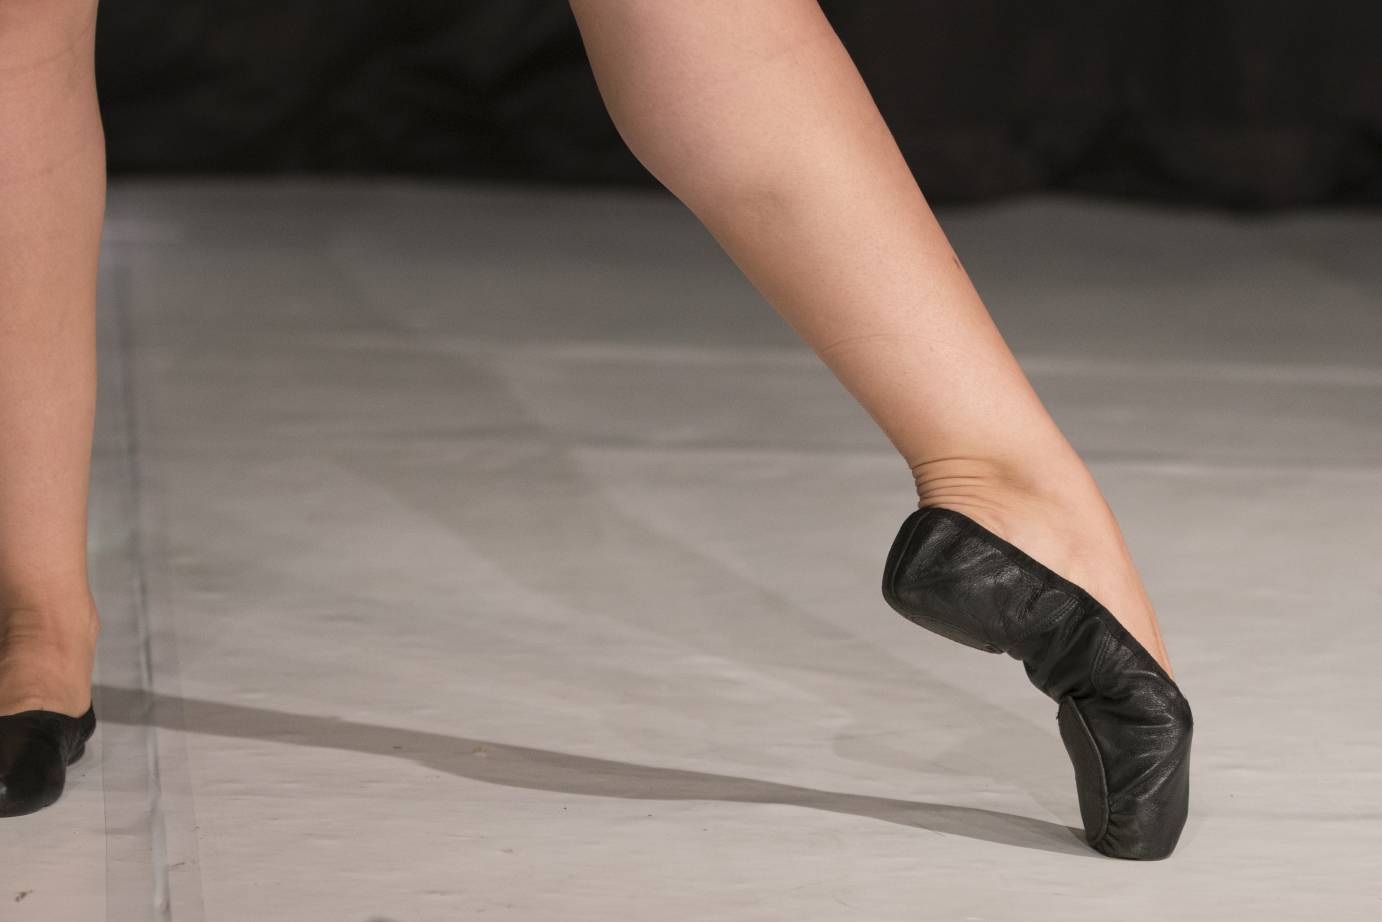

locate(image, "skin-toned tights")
(567, 0), (1173, 674)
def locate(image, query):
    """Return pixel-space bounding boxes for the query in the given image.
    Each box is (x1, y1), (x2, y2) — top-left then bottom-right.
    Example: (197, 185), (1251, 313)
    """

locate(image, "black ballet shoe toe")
(0, 703), (97, 818)
(882, 506), (1193, 860)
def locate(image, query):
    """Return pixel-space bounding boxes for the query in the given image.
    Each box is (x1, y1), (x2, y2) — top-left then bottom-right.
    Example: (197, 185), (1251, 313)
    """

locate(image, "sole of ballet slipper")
(1057, 696), (1110, 849)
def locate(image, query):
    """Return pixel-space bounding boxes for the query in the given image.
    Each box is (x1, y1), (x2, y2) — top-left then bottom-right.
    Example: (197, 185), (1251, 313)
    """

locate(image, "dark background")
(95, 0), (1382, 209)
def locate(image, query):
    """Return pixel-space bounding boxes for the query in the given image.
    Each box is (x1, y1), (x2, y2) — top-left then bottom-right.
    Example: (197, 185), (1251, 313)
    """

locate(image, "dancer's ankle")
(910, 451), (1174, 675)
(0, 582), (101, 646)
(911, 452), (1100, 534)
(0, 596), (99, 717)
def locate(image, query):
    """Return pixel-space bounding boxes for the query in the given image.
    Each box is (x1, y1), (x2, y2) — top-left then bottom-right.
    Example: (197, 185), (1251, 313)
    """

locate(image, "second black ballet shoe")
(882, 506), (1193, 860)
(0, 703), (97, 818)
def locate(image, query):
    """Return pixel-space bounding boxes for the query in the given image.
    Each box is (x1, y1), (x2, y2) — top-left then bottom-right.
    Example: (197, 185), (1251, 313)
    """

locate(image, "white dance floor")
(4, 180), (1380, 920)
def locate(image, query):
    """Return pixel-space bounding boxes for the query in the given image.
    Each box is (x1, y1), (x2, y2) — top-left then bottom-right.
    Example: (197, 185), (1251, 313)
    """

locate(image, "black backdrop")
(95, 1), (1382, 208)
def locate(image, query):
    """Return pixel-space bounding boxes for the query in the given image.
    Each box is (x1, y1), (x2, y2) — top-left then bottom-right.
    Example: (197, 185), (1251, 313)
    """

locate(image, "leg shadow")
(94, 683), (1093, 858)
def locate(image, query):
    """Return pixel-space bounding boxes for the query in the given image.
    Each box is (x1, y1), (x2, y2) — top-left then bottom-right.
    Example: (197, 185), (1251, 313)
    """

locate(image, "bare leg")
(0, 0), (105, 717)
(568, 0), (1173, 675)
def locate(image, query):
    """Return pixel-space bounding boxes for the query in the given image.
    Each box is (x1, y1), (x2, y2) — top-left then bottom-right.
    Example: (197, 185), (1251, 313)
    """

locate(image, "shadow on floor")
(94, 683), (1094, 858)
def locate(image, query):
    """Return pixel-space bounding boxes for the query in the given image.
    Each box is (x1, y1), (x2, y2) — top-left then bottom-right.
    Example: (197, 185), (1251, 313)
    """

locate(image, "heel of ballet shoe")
(882, 506), (1079, 656)
(882, 506), (1006, 654)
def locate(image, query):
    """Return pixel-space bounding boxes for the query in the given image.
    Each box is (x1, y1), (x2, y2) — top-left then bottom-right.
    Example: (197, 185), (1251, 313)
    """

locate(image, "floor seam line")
(112, 261), (174, 922)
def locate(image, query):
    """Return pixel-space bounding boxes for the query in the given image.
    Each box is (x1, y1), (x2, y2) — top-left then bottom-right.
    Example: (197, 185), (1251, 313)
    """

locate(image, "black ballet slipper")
(0, 703), (97, 818)
(881, 506), (1193, 860)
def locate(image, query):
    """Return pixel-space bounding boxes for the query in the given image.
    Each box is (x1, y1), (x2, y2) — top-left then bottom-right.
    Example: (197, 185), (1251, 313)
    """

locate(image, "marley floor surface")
(3, 179), (1380, 921)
